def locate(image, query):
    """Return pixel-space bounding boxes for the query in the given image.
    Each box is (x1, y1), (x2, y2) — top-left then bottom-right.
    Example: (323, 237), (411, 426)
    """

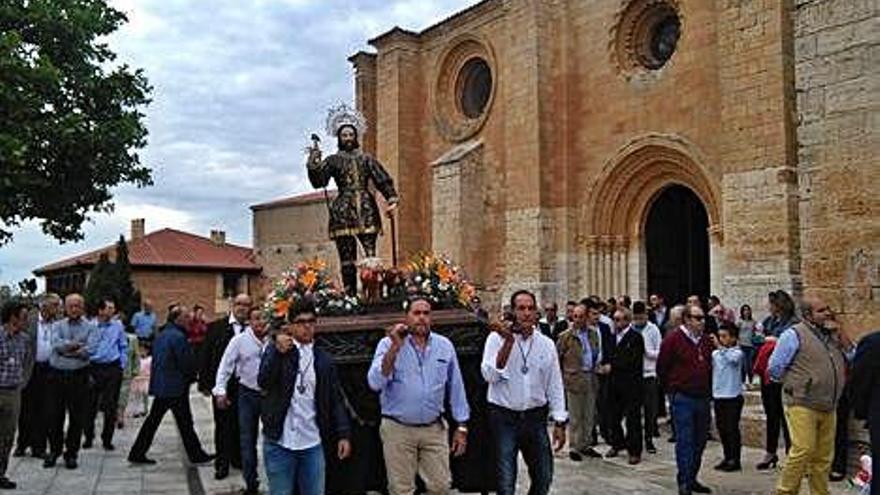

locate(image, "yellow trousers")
(776, 405), (836, 495)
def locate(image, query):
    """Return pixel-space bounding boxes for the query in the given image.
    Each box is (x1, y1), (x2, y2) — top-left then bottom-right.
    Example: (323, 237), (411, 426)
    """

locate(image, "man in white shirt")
(199, 293), (251, 479)
(213, 307), (268, 495)
(632, 301), (663, 454)
(15, 293), (60, 458)
(482, 290), (567, 495)
(257, 299), (351, 495)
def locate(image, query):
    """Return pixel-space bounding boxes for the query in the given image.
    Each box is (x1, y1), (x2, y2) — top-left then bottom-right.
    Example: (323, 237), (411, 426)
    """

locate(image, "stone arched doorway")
(644, 184), (710, 306)
(581, 134), (721, 299)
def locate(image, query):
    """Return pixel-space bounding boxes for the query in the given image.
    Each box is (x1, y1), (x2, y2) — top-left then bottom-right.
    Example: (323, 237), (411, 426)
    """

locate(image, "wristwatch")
(456, 424), (468, 433)
(553, 420), (568, 428)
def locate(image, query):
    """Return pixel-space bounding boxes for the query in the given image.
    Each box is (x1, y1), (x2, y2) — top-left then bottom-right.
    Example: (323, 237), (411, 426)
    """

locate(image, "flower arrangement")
(358, 257), (407, 304)
(265, 258), (361, 321)
(403, 252), (476, 309)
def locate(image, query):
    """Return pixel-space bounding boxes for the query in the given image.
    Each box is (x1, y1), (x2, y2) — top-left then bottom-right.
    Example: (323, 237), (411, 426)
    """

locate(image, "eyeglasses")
(689, 315), (706, 321)
(613, 317), (628, 322)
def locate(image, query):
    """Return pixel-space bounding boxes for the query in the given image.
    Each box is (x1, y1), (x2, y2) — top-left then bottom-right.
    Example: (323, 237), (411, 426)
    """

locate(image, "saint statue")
(306, 104), (399, 296)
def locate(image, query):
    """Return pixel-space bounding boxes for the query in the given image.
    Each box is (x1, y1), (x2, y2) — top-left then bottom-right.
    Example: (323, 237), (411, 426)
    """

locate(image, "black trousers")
(46, 367), (90, 460)
(212, 383), (241, 468)
(16, 362), (50, 454)
(83, 363), (123, 446)
(831, 385), (851, 474)
(643, 377), (660, 442)
(129, 395), (206, 461)
(760, 383), (790, 454)
(597, 374), (613, 444)
(335, 233), (378, 296)
(713, 396), (744, 463)
(609, 379), (643, 456)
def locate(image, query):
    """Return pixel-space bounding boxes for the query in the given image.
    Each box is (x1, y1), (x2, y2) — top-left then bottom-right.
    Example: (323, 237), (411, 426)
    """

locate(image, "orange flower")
(308, 258), (327, 272)
(274, 299), (290, 317)
(300, 270), (318, 290)
(437, 264), (453, 283)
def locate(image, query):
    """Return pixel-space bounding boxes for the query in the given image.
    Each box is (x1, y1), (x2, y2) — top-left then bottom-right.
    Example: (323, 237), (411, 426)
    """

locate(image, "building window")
(222, 273), (241, 298)
(456, 58), (492, 119)
(613, 0), (683, 76)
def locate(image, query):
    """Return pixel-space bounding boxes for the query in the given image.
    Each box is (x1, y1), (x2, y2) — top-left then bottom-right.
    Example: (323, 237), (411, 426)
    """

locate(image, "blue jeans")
(263, 440), (325, 495)
(489, 405), (553, 495)
(238, 387), (262, 491)
(671, 393), (710, 492)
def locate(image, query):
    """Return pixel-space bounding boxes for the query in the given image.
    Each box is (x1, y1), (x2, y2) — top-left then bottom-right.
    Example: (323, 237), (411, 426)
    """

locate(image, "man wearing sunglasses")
(657, 303), (715, 495)
(258, 299), (352, 495)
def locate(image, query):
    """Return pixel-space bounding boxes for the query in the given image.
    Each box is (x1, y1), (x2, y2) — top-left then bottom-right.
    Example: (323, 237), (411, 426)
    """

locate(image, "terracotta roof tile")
(34, 228), (260, 275)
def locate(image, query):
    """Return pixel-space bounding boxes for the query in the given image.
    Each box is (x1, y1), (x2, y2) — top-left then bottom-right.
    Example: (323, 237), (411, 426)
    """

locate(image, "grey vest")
(781, 322), (847, 412)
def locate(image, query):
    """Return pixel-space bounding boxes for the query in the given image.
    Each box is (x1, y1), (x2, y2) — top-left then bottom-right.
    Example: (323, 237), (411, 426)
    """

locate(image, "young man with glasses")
(367, 297), (469, 495)
(258, 299), (351, 495)
(657, 303), (715, 495)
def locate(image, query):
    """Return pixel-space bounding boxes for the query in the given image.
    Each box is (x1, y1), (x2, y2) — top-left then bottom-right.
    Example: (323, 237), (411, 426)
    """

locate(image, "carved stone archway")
(580, 134), (722, 298)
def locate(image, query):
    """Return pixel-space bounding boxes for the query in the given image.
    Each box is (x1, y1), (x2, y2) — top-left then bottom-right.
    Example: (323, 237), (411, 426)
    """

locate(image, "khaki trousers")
(566, 372), (598, 453)
(776, 405), (836, 495)
(0, 390), (22, 477)
(380, 418), (450, 495)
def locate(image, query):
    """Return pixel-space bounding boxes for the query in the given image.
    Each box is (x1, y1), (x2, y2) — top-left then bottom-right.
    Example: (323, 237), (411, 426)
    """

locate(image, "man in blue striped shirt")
(368, 297), (469, 495)
(83, 298), (127, 451)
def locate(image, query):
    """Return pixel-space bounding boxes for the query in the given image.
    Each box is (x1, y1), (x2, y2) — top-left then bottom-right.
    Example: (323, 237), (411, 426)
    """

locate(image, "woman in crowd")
(737, 305), (757, 385)
(753, 334), (791, 470)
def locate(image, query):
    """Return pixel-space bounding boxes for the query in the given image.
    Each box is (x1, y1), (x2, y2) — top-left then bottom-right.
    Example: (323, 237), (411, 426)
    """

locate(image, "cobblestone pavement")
(9, 392), (854, 494)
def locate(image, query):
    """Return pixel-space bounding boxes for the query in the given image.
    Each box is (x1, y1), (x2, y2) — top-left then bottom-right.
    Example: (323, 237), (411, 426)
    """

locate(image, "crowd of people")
(0, 288), (875, 495)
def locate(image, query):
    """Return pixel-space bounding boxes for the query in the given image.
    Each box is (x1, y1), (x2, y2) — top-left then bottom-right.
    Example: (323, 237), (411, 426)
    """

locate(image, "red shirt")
(752, 340), (777, 385)
(657, 327), (714, 398)
(187, 318), (208, 345)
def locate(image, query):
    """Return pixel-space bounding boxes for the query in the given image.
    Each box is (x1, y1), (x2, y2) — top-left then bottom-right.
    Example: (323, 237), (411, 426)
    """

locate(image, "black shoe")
(241, 488), (259, 495)
(64, 457), (78, 470)
(12, 447), (26, 458)
(691, 481), (712, 493)
(582, 447), (603, 458)
(102, 442), (115, 451)
(605, 448), (620, 458)
(214, 464), (229, 480)
(128, 456), (157, 465)
(668, 435), (676, 443)
(569, 451), (583, 462)
(82, 438), (93, 450)
(190, 453), (215, 465)
(756, 454), (778, 471)
(31, 450), (46, 459)
(646, 443), (657, 454)
(43, 455), (58, 468)
(724, 462), (742, 472)
(713, 460), (728, 471)
(0, 477), (16, 490)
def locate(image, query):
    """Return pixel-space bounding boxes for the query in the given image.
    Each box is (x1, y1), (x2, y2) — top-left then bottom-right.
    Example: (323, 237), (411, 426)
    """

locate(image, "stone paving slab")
(9, 391), (856, 494)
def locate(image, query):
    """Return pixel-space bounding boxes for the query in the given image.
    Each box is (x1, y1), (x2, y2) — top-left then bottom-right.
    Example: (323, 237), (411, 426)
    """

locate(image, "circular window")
(613, 1), (683, 76)
(456, 58), (492, 119)
(433, 37), (496, 142)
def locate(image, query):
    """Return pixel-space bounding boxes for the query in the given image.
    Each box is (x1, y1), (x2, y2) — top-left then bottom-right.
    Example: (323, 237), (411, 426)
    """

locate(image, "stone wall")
(794, 0), (879, 332)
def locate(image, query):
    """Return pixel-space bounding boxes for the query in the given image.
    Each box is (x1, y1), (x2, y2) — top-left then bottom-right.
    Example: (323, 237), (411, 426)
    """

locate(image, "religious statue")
(306, 104), (399, 296)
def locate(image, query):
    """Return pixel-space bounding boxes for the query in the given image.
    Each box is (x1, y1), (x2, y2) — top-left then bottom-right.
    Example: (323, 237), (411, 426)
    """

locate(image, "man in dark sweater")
(657, 303), (715, 495)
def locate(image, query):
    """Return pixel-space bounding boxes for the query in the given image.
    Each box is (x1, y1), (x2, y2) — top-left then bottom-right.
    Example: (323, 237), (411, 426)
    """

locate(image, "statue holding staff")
(306, 104), (399, 296)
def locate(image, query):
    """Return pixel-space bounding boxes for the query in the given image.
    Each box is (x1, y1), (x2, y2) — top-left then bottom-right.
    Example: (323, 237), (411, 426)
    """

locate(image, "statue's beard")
(338, 138), (359, 152)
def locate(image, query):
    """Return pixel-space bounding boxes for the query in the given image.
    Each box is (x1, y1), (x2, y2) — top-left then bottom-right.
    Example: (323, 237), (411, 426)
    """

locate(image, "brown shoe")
(628, 455), (641, 465)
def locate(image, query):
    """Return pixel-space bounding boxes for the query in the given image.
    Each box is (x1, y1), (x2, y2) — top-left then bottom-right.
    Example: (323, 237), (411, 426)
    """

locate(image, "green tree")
(113, 235), (140, 321)
(0, 0), (153, 245)
(83, 252), (117, 316)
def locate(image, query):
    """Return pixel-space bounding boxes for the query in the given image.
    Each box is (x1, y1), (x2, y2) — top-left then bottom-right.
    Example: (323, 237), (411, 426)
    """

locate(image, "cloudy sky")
(1, 0), (475, 288)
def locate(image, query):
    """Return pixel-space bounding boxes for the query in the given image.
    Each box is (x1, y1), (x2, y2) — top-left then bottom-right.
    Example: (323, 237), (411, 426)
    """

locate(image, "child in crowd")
(129, 342), (152, 418)
(712, 322), (745, 472)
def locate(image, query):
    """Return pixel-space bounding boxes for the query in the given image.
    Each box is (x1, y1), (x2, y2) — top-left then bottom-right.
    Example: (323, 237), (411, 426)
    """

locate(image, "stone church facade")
(260, 0), (876, 328)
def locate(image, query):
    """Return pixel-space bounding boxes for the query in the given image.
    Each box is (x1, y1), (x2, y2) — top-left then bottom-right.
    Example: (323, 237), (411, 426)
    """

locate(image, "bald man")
(199, 294), (251, 479)
(768, 295), (847, 495)
(45, 294), (98, 470)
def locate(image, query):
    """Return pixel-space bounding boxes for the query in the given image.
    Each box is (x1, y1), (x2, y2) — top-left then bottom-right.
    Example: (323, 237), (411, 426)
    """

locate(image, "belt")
(0, 385), (19, 391)
(382, 415), (440, 428)
(91, 360), (121, 368)
(488, 403), (549, 420)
